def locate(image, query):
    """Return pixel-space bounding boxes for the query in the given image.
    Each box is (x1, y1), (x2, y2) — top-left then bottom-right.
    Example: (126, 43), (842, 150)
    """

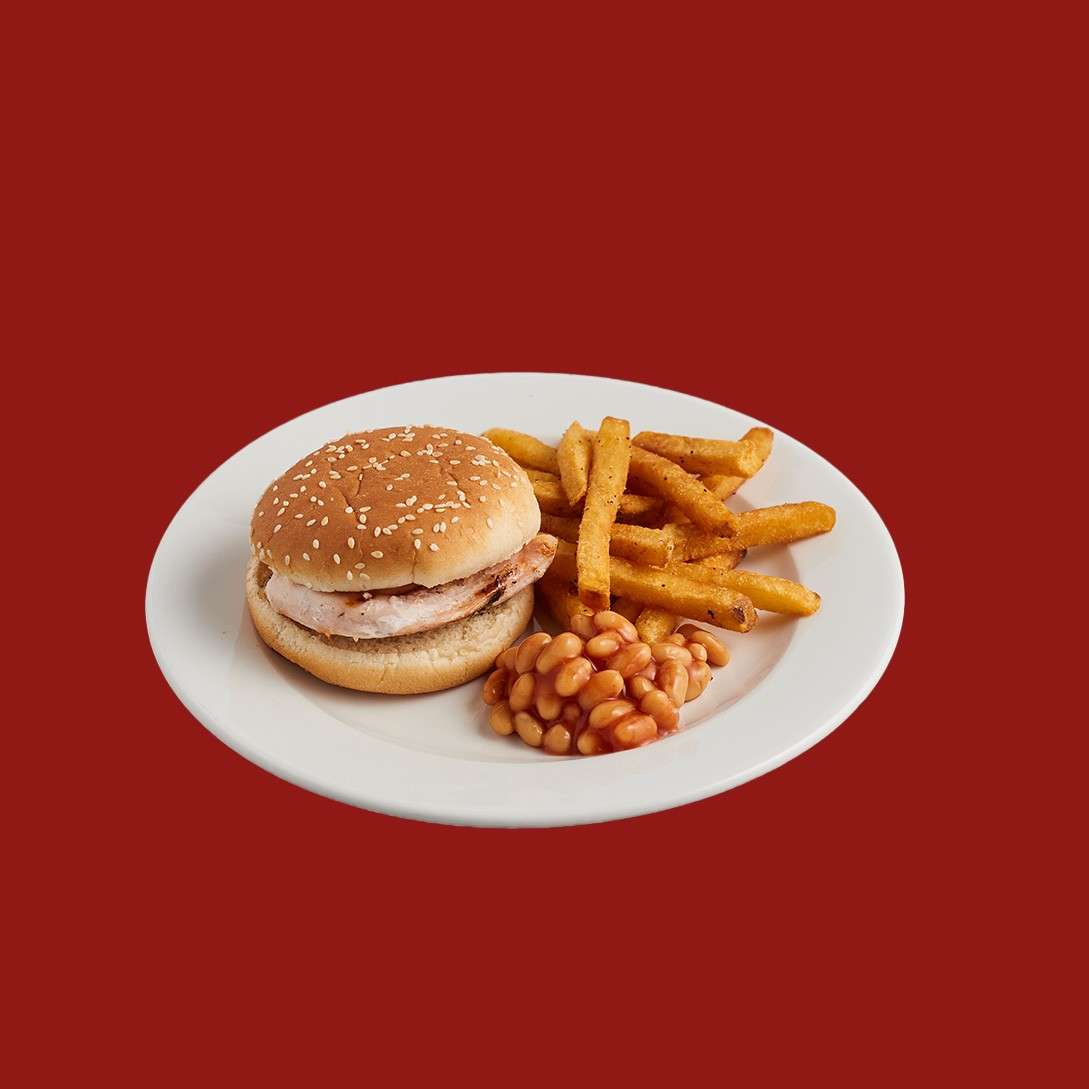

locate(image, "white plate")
(146, 374), (903, 826)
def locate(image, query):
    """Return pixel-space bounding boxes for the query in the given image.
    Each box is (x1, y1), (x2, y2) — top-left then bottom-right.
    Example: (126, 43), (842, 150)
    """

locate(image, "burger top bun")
(250, 426), (541, 592)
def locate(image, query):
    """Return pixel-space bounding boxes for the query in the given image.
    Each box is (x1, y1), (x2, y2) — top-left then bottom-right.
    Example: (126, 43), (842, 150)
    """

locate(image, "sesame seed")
(359, 507), (372, 513)
(450, 460), (461, 466)
(257, 511), (264, 517)
(429, 543), (439, 552)
(451, 516), (460, 523)
(413, 539), (421, 550)
(354, 562), (366, 569)
(318, 481), (327, 489)
(272, 485), (278, 491)
(374, 527), (382, 537)
(487, 517), (494, 528)
(346, 466), (358, 472)
(346, 571), (353, 580)
(385, 484), (393, 491)
(333, 554), (341, 564)
(312, 539), (320, 549)
(305, 460), (313, 467)
(303, 552), (310, 561)
(371, 550), (383, 558)
(412, 528), (423, 535)
(345, 507), (354, 514)
(433, 523), (441, 532)
(404, 514), (416, 521)
(406, 496), (417, 506)
(329, 471), (341, 480)
(382, 527), (392, 535)
(295, 513), (303, 519)
(307, 519), (316, 526)
(321, 516), (329, 526)
(348, 537), (355, 548)
(284, 556), (291, 565)
(480, 495), (487, 502)
(274, 524), (282, 533)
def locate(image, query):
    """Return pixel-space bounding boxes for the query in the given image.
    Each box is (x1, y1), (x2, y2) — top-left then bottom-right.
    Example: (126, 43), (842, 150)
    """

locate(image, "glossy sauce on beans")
(482, 610), (730, 756)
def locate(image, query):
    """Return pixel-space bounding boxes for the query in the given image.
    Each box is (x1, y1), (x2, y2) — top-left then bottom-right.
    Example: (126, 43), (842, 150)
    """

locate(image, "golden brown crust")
(245, 557), (534, 693)
(249, 426), (540, 592)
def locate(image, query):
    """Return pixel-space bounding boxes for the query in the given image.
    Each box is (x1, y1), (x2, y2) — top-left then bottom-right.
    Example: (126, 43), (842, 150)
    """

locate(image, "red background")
(9, 3), (1078, 1084)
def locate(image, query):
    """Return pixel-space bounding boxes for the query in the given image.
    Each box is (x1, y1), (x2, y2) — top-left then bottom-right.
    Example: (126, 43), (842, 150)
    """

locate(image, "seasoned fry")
(700, 427), (774, 500)
(611, 596), (644, 622)
(691, 551), (745, 572)
(667, 524), (743, 562)
(530, 476), (577, 515)
(662, 558), (819, 615)
(540, 513), (674, 567)
(729, 502), (836, 549)
(616, 493), (664, 523)
(577, 417), (631, 610)
(551, 542), (756, 632)
(633, 431), (764, 477)
(715, 569), (820, 616)
(635, 607), (677, 643)
(557, 421), (593, 505)
(483, 429), (559, 474)
(628, 446), (737, 535)
(536, 576), (595, 631)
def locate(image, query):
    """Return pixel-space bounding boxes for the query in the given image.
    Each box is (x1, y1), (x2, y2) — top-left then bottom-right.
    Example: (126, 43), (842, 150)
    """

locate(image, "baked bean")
(514, 711), (544, 747)
(640, 688), (679, 733)
(570, 613), (597, 640)
(664, 633), (687, 646)
(585, 632), (622, 659)
(489, 701), (515, 736)
(560, 701), (582, 724)
(635, 660), (657, 681)
(554, 656), (593, 697)
(509, 672), (537, 713)
(495, 646), (518, 672)
(606, 641), (652, 678)
(588, 698), (635, 731)
(687, 630), (729, 666)
(536, 683), (564, 723)
(684, 660), (713, 701)
(651, 642), (693, 665)
(688, 642), (708, 662)
(542, 724), (572, 755)
(483, 668), (509, 705)
(592, 610), (639, 643)
(535, 631), (584, 674)
(577, 669), (624, 711)
(577, 728), (608, 755)
(629, 675), (656, 701)
(656, 658), (689, 708)
(515, 632), (552, 674)
(611, 712), (657, 749)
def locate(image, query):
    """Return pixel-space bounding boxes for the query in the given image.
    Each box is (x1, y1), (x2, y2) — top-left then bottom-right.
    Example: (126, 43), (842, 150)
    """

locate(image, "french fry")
(667, 523), (743, 562)
(729, 502), (836, 549)
(691, 551), (745, 572)
(540, 513), (674, 567)
(611, 596), (644, 622)
(633, 431), (764, 477)
(530, 476), (577, 515)
(665, 558), (819, 615)
(536, 576), (594, 631)
(616, 493), (664, 523)
(635, 607), (677, 643)
(557, 421), (593, 505)
(550, 542), (756, 632)
(628, 446), (737, 535)
(715, 569), (820, 616)
(577, 417), (631, 610)
(483, 429), (559, 474)
(700, 427), (774, 501)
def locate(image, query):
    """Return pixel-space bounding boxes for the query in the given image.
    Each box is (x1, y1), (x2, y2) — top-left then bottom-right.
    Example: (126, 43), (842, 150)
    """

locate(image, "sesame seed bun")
(250, 426), (540, 592)
(245, 557), (533, 693)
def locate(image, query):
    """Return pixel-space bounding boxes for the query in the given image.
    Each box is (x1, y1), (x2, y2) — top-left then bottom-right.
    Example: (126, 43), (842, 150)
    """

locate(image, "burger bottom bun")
(245, 557), (533, 694)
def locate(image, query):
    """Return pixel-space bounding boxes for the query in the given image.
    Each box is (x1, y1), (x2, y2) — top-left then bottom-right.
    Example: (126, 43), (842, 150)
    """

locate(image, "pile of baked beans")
(483, 610), (729, 755)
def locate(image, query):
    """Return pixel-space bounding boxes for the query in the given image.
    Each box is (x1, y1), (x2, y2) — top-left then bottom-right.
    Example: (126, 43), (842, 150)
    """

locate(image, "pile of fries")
(484, 421), (835, 643)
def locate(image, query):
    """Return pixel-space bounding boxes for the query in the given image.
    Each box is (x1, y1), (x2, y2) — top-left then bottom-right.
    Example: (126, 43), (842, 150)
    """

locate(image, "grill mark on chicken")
(265, 533), (557, 640)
